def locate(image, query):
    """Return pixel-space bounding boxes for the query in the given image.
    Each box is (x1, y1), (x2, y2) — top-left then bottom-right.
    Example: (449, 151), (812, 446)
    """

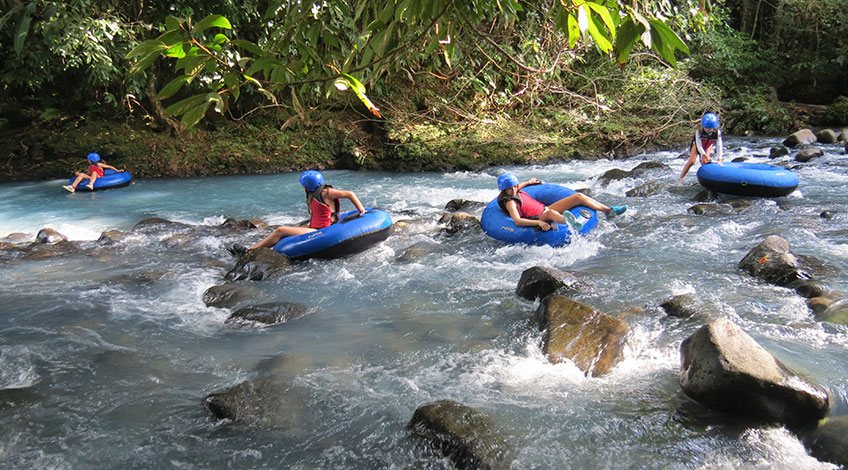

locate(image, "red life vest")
(497, 190), (545, 218)
(89, 164), (104, 177)
(306, 184), (340, 229)
(693, 128), (718, 151)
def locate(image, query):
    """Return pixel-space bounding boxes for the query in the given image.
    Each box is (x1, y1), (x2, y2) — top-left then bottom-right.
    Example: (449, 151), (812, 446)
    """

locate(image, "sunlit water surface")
(1, 137), (846, 468)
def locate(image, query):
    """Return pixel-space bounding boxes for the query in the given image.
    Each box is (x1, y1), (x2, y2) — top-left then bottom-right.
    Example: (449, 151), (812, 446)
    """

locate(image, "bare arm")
(504, 200), (550, 231)
(327, 188), (366, 214)
(517, 178), (542, 190)
(98, 163), (123, 172)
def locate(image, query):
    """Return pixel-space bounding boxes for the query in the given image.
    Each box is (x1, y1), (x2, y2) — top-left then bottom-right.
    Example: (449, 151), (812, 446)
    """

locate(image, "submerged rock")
(625, 180), (666, 198)
(599, 161), (670, 184)
(220, 218), (268, 230)
(515, 266), (586, 301)
(679, 317), (830, 427)
(202, 283), (260, 309)
(804, 416), (848, 467)
(788, 280), (828, 299)
(660, 294), (705, 319)
(814, 299), (848, 325)
(204, 379), (311, 428)
(396, 240), (441, 263)
(132, 217), (189, 232)
(97, 230), (129, 245)
(225, 302), (311, 326)
(534, 295), (629, 377)
(225, 247), (291, 281)
(687, 203), (734, 216)
(22, 240), (82, 260)
(439, 212), (482, 235)
(444, 199), (486, 213)
(408, 399), (514, 470)
(738, 235), (810, 287)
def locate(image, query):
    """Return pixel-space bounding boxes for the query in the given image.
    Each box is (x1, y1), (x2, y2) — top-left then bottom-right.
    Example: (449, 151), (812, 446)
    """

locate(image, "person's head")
(87, 152), (101, 164)
(299, 170), (324, 192)
(701, 113), (719, 131)
(497, 173), (520, 194)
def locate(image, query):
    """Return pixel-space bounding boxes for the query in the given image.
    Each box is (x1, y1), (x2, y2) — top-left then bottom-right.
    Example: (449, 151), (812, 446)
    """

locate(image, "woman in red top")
(232, 170), (366, 254)
(497, 173), (626, 231)
(63, 152), (124, 193)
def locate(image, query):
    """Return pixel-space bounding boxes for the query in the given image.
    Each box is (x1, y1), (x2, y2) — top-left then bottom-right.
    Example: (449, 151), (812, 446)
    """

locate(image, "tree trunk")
(145, 70), (185, 135)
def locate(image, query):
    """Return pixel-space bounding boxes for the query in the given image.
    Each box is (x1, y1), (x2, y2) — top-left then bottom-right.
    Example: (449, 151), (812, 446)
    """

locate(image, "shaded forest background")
(0, 0), (846, 180)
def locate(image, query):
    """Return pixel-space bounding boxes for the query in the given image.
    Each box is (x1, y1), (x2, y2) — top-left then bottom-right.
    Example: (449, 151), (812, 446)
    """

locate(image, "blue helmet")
(87, 152), (101, 163)
(299, 170), (324, 191)
(701, 113), (719, 129)
(497, 173), (520, 191)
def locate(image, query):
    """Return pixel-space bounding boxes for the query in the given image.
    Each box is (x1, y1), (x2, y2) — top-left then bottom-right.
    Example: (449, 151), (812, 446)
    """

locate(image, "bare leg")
(71, 172), (88, 189)
(547, 193), (610, 216)
(678, 144), (698, 184)
(248, 226), (315, 250)
(86, 173), (99, 189)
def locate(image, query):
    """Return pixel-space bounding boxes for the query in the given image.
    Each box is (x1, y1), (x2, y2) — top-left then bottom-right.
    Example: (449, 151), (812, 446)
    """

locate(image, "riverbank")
(0, 106), (694, 183)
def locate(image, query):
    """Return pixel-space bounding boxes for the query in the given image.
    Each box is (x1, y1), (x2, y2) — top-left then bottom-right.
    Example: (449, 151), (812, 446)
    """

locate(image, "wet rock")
(725, 198), (753, 210)
(97, 230), (129, 245)
(35, 227), (67, 244)
(445, 199), (486, 213)
(660, 294), (704, 319)
(691, 188), (718, 202)
(224, 248), (291, 281)
(132, 218), (189, 233)
(804, 416), (848, 467)
(806, 296), (833, 316)
(598, 168), (631, 183)
(202, 283), (259, 309)
(788, 280), (828, 299)
(397, 240), (441, 262)
(820, 211), (834, 220)
(204, 379), (310, 427)
(0, 233), (30, 244)
(731, 156), (748, 163)
(769, 146), (789, 159)
(738, 235), (811, 287)
(815, 129), (838, 144)
(687, 203), (734, 216)
(679, 317), (829, 427)
(625, 180), (666, 198)
(783, 129), (817, 147)
(516, 266), (586, 301)
(225, 302), (311, 326)
(408, 399), (514, 470)
(839, 128), (848, 142)
(815, 299), (848, 325)
(22, 241), (82, 260)
(795, 147), (824, 163)
(220, 218), (268, 230)
(439, 212), (481, 235)
(534, 295), (629, 377)
(162, 233), (195, 249)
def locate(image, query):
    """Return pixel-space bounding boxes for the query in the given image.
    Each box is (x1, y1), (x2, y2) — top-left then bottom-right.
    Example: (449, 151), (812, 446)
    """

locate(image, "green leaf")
(164, 43), (186, 59)
(567, 14), (580, 48)
(212, 33), (229, 45)
(587, 14), (613, 53)
(165, 16), (181, 31)
(165, 94), (207, 116)
(231, 39), (264, 57)
(291, 88), (304, 115)
(13, 3), (35, 56)
(158, 76), (189, 100)
(192, 15), (231, 35)
(157, 30), (186, 47)
(585, 2), (616, 39)
(180, 99), (214, 128)
(613, 17), (643, 65)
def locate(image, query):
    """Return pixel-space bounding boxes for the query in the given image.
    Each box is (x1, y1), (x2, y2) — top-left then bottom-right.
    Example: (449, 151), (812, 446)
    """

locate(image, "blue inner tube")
(273, 208), (393, 260)
(68, 169), (133, 191)
(480, 184), (599, 247)
(697, 162), (798, 197)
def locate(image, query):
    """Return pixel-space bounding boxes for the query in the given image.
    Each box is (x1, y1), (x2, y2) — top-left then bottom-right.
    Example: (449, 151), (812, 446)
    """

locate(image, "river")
(1, 136), (846, 468)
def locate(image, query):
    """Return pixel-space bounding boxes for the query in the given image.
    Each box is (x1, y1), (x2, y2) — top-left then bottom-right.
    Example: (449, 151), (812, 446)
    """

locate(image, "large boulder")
(408, 399), (514, 470)
(815, 129), (838, 144)
(534, 295), (629, 377)
(783, 129), (817, 147)
(804, 416), (848, 468)
(679, 317), (830, 427)
(660, 294), (705, 319)
(224, 248), (291, 281)
(516, 266), (586, 301)
(738, 235), (810, 287)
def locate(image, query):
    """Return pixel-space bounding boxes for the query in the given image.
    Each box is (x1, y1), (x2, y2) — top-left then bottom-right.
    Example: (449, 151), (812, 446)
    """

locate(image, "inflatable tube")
(273, 208), (393, 260)
(697, 162), (798, 197)
(480, 184), (599, 247)
(68, 169), (133, 191)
